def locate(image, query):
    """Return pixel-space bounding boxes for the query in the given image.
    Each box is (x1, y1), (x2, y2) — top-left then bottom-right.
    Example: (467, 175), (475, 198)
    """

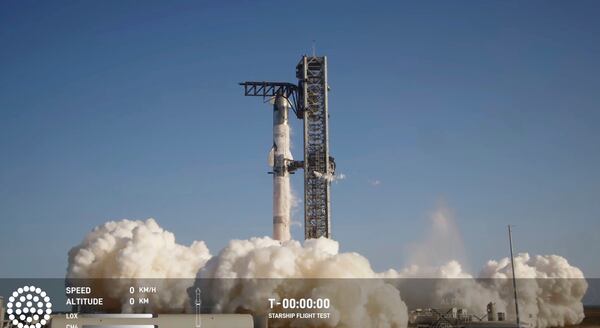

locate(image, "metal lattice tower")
(297, 56), (332, 239)
(240, 55), (334, 240)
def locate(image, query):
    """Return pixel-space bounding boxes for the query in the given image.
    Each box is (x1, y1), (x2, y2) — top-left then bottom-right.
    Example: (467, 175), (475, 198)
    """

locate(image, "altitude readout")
(268, 298), (330, 309)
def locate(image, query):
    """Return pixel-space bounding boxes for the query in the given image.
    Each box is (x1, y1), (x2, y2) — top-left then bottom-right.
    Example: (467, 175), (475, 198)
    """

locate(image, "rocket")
(270, 95), (292, 241)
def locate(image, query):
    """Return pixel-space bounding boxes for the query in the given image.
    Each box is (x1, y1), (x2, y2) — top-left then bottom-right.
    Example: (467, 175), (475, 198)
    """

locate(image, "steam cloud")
(67, 218), (210, 312)
(481, 253), (587, 328)
(198, 237), (408, 328)
(67, 215), (588, 327)
(384, 255), (587, 328)
(404, 205), (467, 269)
(383, 206), (588, 328)
(314, 171), (346, 183)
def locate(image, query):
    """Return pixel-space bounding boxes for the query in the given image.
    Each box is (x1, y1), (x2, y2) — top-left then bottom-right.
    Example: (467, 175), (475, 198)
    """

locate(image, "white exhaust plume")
(198, 237), (408, 328)
(67, 218), (210, 312)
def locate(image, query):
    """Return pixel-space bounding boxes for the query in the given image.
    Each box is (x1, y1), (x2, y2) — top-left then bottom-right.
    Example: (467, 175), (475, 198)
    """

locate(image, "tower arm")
(239, 81), (301, 118)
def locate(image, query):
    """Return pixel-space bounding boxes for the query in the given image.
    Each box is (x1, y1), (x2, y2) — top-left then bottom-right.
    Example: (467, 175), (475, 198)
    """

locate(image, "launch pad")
(240, 56), (335, 240)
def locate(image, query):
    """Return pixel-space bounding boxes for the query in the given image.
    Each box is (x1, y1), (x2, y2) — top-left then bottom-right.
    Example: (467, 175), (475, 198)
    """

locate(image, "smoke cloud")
(382, 204), (587, 328)
(405, 204), (467, 269)
(67, 217), (587, 327)
(198, 237), (408, 328)
(480, 253), (588, 328)
(67, 218), (210, 312)
(381, 254), (587, 328)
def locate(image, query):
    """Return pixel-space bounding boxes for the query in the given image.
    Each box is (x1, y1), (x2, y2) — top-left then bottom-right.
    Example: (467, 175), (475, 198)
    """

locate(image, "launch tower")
(240, 56), (335, 240)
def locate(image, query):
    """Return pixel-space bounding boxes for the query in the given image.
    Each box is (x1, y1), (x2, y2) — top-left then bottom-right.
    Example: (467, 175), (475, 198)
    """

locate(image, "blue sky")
(1, 1), (599, 277)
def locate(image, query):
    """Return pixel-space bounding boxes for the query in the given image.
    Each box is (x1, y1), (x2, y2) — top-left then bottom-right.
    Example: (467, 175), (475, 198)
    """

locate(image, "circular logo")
(6, 285), (52, 328)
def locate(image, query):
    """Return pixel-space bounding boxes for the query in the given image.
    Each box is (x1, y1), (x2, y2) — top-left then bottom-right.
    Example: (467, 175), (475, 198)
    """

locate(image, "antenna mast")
(508, 225), (521, 327)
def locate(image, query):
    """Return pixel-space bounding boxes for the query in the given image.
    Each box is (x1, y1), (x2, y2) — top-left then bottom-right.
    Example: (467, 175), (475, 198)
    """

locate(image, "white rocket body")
(272, 96), (292, 241)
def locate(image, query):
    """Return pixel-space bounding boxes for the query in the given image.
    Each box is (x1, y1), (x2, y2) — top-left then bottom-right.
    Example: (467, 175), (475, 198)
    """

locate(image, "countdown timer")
(268, 298), (330, 309)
